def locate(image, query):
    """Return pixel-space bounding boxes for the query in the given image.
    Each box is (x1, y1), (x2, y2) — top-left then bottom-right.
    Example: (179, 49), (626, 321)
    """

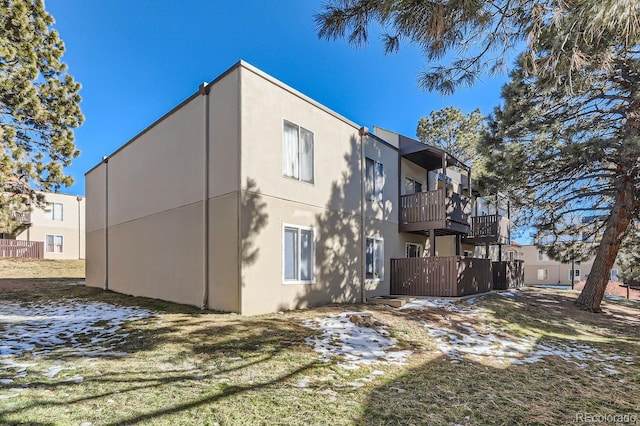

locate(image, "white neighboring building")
(13, 192), (86, 260)
(520, 244), (621, 285)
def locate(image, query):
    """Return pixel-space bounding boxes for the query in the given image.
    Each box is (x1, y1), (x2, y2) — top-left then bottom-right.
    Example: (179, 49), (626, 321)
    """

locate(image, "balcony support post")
(430, 230), (436, 257)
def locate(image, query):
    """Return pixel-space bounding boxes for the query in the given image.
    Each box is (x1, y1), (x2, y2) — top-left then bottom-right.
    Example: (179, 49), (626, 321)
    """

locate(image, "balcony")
(462, 214), (509, 245)
(399, 189), (471, 234)
(11, 212), (32, 224)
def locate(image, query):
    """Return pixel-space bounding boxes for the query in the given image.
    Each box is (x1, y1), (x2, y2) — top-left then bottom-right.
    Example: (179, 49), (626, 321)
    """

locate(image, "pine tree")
(480, 52), (640, 312)
(0, 0), (83, 232)
(316, 0), (640, 94)
(416, 107), (485, 167)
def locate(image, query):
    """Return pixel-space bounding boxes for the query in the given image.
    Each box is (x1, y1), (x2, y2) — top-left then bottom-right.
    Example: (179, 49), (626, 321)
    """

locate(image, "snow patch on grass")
(303, 312), (412, 368)
(0, 300), (152, 357)
(0, 300), (153, 382)
(420, 302), (631, 372)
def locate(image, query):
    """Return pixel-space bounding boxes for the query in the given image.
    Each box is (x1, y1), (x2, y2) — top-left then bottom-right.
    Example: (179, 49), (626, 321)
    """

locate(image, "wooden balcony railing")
(11, 212), (32, 224)
(390, 256), (492, 297)
(463, 214), (509, 244)
(399, 189), (471, 233)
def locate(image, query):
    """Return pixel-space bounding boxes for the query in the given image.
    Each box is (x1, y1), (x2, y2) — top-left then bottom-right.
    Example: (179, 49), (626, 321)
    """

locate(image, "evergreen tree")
(416, 107), (485, 167)
(480, 51), (640, 312)
(0, 0), (83, 232)
(316, 0), (640, 94)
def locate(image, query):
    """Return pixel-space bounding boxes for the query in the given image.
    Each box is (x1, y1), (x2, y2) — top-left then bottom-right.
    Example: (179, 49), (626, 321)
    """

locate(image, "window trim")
(282, 223), (315, 285)
(366, 236), (384, 281)
(45, 234), (64, 253)
(405, 242), (423, 258)
(45, 202), (64, 221)
(365, 157), (384, 202)
(282, 120), (314, 184)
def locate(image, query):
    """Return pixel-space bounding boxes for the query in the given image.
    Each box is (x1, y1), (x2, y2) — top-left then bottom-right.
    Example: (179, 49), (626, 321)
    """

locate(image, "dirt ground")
(0, 277), (84, 293)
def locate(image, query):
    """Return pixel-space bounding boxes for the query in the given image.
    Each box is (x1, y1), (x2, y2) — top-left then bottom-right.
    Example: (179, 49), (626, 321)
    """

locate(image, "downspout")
(359, 126), (368, 304)
(103, 156), (109, 291)
(77, 196), (83, 260)
(199, 82), (211, 310)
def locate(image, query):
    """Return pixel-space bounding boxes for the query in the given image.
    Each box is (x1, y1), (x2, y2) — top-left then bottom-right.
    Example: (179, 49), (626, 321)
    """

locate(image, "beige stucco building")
(520, 244), (621, 285)
(86, 61), (515, 315)
(8, 192), (86, 260)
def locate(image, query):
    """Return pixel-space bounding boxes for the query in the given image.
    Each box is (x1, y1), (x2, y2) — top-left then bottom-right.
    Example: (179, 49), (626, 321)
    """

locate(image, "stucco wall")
(85, 68), (242, 309)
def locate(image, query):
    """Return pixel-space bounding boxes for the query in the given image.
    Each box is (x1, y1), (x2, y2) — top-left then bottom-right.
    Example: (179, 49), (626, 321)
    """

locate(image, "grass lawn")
(0, 258), (85, 279)
(0, 277), (639, 425)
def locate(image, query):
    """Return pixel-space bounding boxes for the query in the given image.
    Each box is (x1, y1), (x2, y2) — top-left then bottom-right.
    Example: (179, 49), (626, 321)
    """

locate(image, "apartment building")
(520, 244), (621, 285)
(1, 192), (86, 260)
(85, 61), (518, 315)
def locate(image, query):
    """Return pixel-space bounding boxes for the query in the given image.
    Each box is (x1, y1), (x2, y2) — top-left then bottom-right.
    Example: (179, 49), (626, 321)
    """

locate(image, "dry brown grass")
(0, 283), (639, 425)
(0, 258), (85, 279)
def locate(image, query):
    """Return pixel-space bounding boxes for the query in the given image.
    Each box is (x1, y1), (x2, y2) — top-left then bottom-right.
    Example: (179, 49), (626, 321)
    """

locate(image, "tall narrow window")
(365, 158), (384, 202)
(45, 202), (63, 221)
(283, 225), (315, 283)
(366, 237), (384, 279)
(283, 121), (314, 183)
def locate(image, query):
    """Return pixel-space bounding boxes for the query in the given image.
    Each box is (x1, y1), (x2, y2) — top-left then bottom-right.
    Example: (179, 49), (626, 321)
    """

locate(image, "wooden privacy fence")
(390, 256), (492, 297)
(492, 260), (524, 290)
(0, 239), (44, 259)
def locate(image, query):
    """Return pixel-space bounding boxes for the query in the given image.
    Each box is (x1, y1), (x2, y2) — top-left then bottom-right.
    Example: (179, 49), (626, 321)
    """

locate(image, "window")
(611, 269), (619, 280)
(568, 269), (581, 280)
(45, 202), (63, 221)
(405, 243), (422, 258)
(509, 251), (517, 260)
(537, 269), (549, 280)
(537, 250), (548, 261)
(365, 158), (384, 202)
(366, 237), (384, 279)
(404, 177), (422, 195)
(283, 225), (314, 283)
(283, 121), (314, 183)
(46, 235), (63, 253)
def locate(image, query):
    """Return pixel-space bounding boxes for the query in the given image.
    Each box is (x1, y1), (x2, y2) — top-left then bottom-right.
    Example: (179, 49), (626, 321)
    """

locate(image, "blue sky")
(47, 0), (508, 195)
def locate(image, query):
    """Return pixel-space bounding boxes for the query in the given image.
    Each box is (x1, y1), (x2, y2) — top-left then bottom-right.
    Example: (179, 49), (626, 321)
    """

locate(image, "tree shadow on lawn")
(356, 354), (640, 426)
(482, 288), (640, 345)
(0, 311), (322, 425)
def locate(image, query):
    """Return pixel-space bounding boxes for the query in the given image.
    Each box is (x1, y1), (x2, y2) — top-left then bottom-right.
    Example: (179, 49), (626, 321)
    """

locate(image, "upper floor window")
(283, 121), (314, 184)
(365, 158), (384, 202)
(537, 250), (548, 261)
(45, 202), (63, 221)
